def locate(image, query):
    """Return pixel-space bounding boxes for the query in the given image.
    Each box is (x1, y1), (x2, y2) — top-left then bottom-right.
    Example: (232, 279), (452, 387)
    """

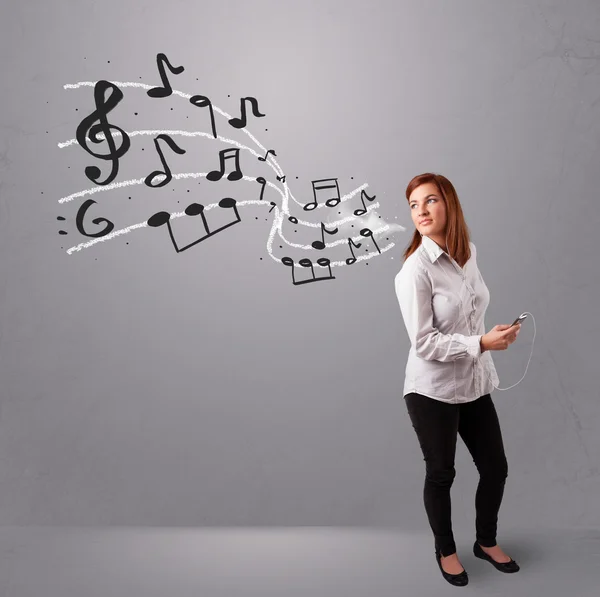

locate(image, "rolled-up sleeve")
(395, 264), (482, 362)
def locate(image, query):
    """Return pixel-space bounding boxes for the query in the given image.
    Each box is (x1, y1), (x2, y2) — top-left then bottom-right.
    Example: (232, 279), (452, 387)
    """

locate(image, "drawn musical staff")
(304, 178), (341, 211)
(353, 189), (376, 216)
(75, 199), (115, 238)
(258, 149), (277, 162)
(255, 176), (267, 200)
(281, 256), (335, 285)
(228, 97), (266, 129)
(144, 134), (186, 188)
(346, 237), (362, 265)
(189, 94), (217, 139)
(311, 222), (339, 250)
(75, 80), (131, 186)
(207, 148), (243, 182)
(147, 53), (185, 98)
(147, 198), (241, 253)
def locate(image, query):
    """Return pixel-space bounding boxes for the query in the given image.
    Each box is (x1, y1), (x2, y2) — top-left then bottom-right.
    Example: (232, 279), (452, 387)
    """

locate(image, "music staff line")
(62, 174), (389, 254)
(63, 80), (286, 180)
(56, 163), (372, 224)
(57, 128), (287, 200)
(58, 125), (348, 214)
(65, 196), (395, 266)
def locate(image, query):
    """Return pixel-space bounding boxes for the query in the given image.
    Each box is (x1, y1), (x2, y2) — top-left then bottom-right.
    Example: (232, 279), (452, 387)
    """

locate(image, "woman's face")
(408, 182), (447, 239)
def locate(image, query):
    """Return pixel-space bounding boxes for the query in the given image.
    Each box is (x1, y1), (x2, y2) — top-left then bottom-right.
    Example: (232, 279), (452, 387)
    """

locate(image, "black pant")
(404, 392), (508, 557)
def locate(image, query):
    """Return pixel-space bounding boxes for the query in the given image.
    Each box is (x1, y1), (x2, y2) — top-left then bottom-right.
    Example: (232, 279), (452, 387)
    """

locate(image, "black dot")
(134, 112), (138, 115)
(170, 107), (173, 110)
(108, 60), (110, 63)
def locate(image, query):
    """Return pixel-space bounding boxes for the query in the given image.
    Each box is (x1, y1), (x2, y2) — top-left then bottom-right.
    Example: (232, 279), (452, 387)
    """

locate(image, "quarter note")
(207, 148), (243, 182)
(75, 80), (131, 186)
(147, 53), (185, 98)
(147, 197), (241, 253)
(255, 176), (267, 200)
(353, 189), (376, 216)
(258, 149), (277, 162)
(144, 134), (186, 188)
(189, 94), (217, 139)
(281, 256), (335, 285)
(228, 96), (266, 129)
(311, 222), (339, 250)
(304, 178), (340, 211)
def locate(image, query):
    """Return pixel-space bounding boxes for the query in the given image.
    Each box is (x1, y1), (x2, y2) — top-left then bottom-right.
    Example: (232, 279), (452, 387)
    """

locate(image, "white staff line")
(63, 81), (289, 198)
(57, 170), (370, 227)
(65, 197), (394, 268)
(62, 81), (392, 267)
(62, 175), (378, 245)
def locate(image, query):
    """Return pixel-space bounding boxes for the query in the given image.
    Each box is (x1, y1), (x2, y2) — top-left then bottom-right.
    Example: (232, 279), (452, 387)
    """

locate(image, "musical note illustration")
(256, 176), (267, 200)
(228, 97), (266, 129)
(276, 174), (286, 183)
(147, 197), (241, 253)
(207, 148), (243, 182)
(269, 202), (276, 213)
(147, 53), (185, 98)
(281, 256), (335, 286)
(144, 134), (186, 188)
(304, 178), (340, 211)
(75, 80), (131, 186)
(75, 199), (115, 238)
(359, 227), (381, 254)
(311, 222), (339, 250)
(345, 237), (362, 265)
(189, 94), (217, 139)
(288, 215), (299, 224)
(353, 189), (376, 216)
(258, 149), (277, 162)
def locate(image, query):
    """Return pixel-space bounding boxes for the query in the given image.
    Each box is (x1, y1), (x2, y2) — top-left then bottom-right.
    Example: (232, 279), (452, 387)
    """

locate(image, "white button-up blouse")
(394, 234), (499, 404)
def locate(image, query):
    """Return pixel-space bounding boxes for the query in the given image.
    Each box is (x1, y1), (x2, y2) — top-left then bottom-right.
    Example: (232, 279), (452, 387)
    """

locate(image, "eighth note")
(311, 222), (339, 250)
(147, 53), (185, 98)
(228, 97), (266, 129)
(144, 134), (186, 188)
(207, 148), (243, 182)
(258, 149), (277, 162)
(354, 189), (376, 216)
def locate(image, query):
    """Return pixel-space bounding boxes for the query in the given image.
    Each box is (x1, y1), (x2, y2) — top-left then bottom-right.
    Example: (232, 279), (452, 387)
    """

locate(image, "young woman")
(394, 173), (521, 587)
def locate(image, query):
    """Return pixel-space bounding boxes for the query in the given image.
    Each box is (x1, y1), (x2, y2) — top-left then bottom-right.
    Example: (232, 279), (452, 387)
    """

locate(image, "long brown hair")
(402, 172), (472, 268)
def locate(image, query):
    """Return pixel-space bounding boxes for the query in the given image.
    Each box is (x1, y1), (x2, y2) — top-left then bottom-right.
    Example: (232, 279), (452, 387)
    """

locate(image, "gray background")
(1, 0), (599, 535)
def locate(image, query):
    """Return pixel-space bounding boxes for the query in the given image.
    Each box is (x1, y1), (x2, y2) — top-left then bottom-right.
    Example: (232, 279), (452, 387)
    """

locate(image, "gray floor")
(0, 526), (598, 596)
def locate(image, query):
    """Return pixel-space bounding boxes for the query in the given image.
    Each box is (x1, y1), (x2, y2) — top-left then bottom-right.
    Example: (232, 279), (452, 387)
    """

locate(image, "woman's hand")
(481, 324), (521, 352)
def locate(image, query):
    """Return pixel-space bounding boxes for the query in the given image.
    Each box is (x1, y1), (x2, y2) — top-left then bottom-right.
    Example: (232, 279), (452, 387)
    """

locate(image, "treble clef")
(75, 80), (131, 186)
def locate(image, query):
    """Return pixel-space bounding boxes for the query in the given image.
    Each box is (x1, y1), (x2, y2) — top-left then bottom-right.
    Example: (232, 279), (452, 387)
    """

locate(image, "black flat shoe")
(435, 547), (469, 586)
(473, 541), (520, 573)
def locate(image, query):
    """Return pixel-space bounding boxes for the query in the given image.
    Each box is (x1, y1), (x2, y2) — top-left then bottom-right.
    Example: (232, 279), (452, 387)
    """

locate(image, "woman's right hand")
(481, 324), (521, 352)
